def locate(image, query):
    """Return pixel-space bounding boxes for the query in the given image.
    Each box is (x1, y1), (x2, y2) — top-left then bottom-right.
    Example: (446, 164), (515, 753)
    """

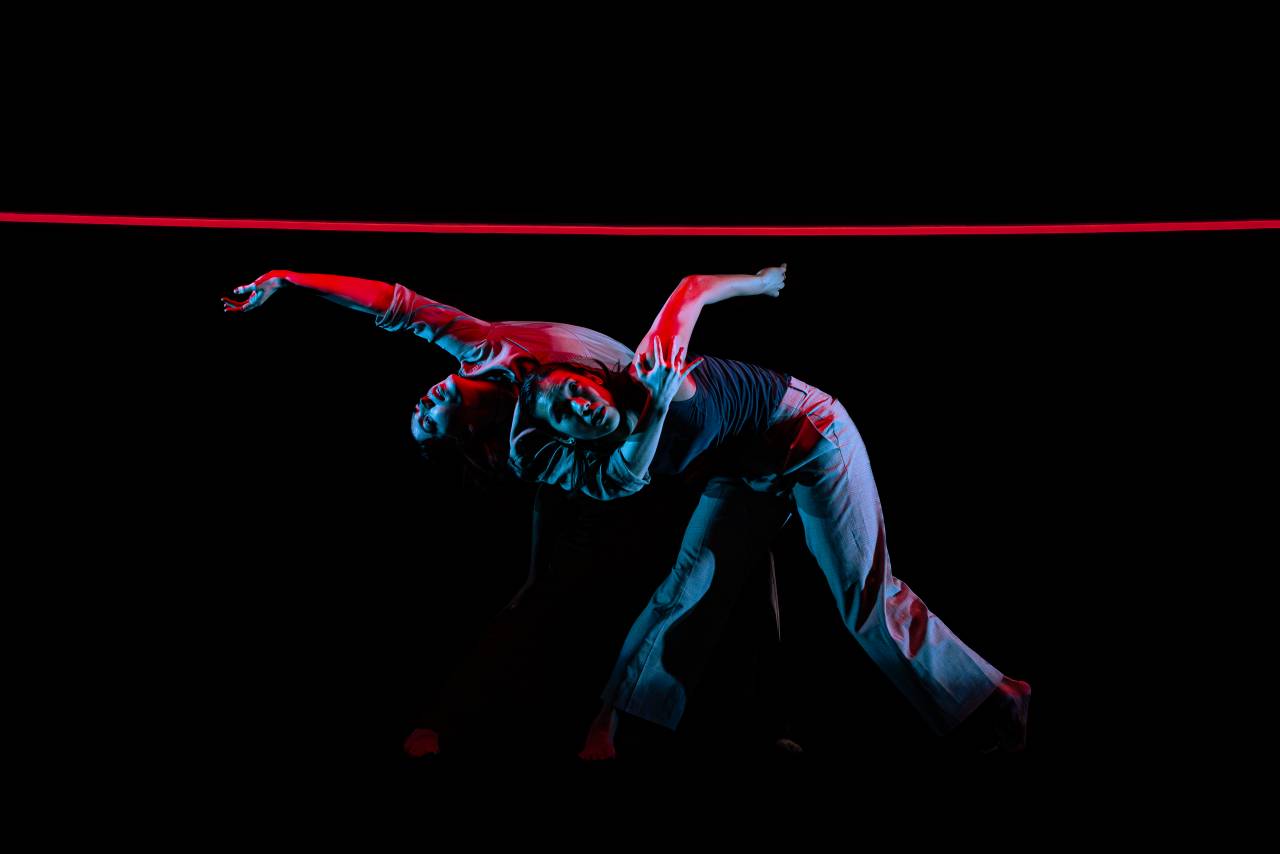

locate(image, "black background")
(7, 162), (1274, 796)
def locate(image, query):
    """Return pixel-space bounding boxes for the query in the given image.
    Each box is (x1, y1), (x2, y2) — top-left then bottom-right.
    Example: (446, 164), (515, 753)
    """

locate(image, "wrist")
(640, 398), (671, 425)
(714, 275), (758, 301)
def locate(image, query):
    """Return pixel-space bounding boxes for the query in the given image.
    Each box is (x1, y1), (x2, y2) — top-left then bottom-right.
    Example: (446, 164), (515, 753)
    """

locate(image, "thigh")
(786, 400), (888, 598)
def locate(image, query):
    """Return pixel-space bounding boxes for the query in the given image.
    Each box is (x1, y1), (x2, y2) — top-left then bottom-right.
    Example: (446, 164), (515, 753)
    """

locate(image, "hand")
(753, 263), (787, 297)
(633, 336), (703, 411)
(222, 270), (294, 313)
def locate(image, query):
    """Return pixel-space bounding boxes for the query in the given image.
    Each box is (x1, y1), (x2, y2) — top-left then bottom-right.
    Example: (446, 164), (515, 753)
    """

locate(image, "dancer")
(224, 269), (797, 757)
(512, 265), (1031, 756)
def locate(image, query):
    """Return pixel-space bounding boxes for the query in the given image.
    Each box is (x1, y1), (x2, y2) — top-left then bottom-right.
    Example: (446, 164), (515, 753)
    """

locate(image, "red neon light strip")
(0, 212), (1277, 236)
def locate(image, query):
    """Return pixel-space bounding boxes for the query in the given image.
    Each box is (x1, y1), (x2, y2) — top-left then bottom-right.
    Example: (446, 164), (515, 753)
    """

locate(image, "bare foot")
(578, 705), (619, 761)
(403, 727), (441, 758)
(578, 729), (617, 760)
(986, 677), (1032, 753)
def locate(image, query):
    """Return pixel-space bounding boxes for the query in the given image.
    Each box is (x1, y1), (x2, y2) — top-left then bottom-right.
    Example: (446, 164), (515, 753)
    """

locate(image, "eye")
(568, 381), (579, 394)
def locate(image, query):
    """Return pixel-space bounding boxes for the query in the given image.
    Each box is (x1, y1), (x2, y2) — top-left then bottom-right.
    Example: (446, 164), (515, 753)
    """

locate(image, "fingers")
(681, 356), (704, 377)
(223, 283), (268, 312)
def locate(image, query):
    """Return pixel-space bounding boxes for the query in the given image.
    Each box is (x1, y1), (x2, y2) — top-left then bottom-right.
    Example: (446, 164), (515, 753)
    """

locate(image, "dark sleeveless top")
(649, 355), (789, 476)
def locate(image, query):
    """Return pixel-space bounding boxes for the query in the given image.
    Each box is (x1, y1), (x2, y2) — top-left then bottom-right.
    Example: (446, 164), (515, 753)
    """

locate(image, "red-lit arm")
(613, 337), (703, 486)
(222, 270), (395, 315)
(515, 339), (703, 500)
(636, 265), (787, 374)
(223, 270), (495, 365)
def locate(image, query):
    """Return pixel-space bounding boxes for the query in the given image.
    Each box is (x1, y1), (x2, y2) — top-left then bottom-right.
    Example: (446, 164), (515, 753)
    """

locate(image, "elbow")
(674, 275), (713, 306)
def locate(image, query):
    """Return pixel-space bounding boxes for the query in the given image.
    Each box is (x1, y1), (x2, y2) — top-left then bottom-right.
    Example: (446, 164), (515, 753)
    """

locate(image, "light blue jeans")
(601, 379), (1004, 734)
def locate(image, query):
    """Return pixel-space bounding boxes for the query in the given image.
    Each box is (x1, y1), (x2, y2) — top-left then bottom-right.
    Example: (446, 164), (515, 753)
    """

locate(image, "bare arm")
(222, 270), (395, 314)
(606, 266), (783, 485)
(223, 270), (496, 365)
(636, 266), (787, 393)
(512, 338), (702, 500)
(512, 268), (785, 499)
(613, 337), (701, 482)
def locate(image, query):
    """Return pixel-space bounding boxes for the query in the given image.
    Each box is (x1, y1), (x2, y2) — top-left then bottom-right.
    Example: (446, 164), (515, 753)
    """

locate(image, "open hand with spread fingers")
(633, 335), (703, 412)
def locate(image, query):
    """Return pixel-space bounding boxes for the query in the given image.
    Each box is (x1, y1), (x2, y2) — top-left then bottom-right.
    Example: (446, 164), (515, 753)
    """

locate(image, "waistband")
(770, 377), (817, 425)
(781, 377), (815, 406)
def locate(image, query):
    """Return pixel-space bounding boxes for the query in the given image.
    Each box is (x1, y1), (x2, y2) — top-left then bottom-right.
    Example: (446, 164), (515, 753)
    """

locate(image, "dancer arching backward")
(511, 265), (1031, 757)
(223, 270), (794, 756)
(224, 270), (637, 472)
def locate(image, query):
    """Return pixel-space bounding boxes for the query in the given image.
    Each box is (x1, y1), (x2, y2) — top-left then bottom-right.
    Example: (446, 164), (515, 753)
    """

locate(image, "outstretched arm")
(637, 265), (786, 376)
(222, 270), (395, 315)
(512, 268), (784, 500)
(223, 270), (496, 366)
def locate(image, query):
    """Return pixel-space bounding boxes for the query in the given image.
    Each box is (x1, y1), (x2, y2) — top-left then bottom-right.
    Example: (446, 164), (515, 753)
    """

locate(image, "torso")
(648, 356), (789, 476)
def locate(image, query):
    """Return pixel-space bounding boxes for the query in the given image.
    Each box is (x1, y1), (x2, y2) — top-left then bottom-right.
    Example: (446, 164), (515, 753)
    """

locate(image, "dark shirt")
(650, 356), (790, 476)
(516, 355), (790, 500)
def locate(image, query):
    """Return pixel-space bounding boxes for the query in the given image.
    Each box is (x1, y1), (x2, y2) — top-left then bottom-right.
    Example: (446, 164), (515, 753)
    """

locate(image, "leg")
(784, 391), (1012, 735)
(758, 547), (803, 753)
(599, 478), (790, 731)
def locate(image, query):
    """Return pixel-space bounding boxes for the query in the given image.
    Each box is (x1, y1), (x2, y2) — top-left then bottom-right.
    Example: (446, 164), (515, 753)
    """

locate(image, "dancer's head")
(518, 362), (641, 443)
(412, 373), (516, 472)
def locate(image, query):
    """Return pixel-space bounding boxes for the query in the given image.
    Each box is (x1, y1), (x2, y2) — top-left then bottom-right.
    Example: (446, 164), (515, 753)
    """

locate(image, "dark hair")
(417, 387), (518, 480)
(508, 360), (644, 486)
(518, 359), (645, 448)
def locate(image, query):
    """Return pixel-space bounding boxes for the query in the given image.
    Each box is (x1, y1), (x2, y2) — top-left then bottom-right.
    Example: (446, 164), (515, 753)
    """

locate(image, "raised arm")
(510, 267), (786, 499)
(223, 270), (395, 315)
(612, 337), (701, 484)
(638, 265), (787, 357)
(512, 338), (702, 501)
(223, 270), (496, 366)
(607, 266), (785, 489)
